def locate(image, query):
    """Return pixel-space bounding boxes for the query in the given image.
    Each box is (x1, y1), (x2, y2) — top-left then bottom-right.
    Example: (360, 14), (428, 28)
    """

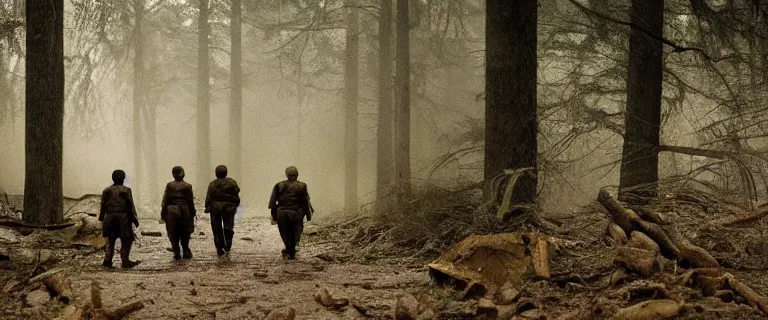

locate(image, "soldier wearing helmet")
(205, 165), (241, 256)
(269, 166), (313, 259)
(99, 169), (141, 268)
(161, 166), (196, 260)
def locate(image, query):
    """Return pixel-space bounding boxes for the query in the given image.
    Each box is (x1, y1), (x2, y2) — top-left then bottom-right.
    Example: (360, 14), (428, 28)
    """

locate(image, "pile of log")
(598, 189), (768, 317)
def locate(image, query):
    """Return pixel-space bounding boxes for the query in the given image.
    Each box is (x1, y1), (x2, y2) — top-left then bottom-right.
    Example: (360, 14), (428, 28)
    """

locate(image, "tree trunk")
(132, 0), (145, 199)
(197, 0), (211, 193)
(376, 0), (394, 211)
(229, 0), (242, 179)
(618, 0), (664, 203)
(344, 1), (360, 213)
(24, 0), (64, 225)
(394, 0), (411, 205)
(484, 0), (538, 204)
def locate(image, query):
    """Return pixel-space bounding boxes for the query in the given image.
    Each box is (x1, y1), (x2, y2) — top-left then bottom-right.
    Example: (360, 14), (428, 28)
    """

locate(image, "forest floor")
(3, 187), (768, 319)
(0, 215), (433, 319)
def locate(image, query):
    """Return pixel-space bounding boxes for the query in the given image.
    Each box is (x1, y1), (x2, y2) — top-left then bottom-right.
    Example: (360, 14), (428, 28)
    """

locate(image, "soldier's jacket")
(269, 180), (311, 219)
(205, 178), (240, 212)
(161, 180), (196, 220)
(99, 184), (138, 224)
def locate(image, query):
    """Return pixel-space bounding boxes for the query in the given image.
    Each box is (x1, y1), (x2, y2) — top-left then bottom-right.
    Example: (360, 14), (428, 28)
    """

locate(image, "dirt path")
(3, 216), (427, 319)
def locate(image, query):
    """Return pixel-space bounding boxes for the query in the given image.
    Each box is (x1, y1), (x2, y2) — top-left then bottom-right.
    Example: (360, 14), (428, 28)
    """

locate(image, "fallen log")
(100, 301), (146, 320)
(43, 272), (73, 304)
(598, 189), (718, 268)
(0, 219), (75, 231)
(725, 273), (768, 316)
(140, 231), (163, 237)
(606, 223), (628, 244)
(529, 234), (551, 279)
(708, 209), (768, 227)
(614, 247), (657, 277)
(28, 268), (64, 284)
(612, 299), (681, 320)
(627, 231), (660, 254)
(598, 190), (679, 259)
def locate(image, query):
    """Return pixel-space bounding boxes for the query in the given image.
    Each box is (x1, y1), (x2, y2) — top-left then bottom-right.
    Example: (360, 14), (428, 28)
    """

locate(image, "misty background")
(1, 0), (764, 218)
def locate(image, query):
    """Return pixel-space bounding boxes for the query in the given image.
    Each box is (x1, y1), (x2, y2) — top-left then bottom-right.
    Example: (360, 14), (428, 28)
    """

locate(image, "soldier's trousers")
(210, 202), (237, 254)
(165, 205), (194, 258)
(276, 208), (304, 257)
(102, 212), (135, 266)
(104, 236), (134, 266)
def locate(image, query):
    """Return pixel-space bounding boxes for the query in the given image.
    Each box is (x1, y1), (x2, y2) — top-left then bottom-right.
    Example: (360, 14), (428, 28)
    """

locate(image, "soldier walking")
(269, 166), (312, 259)
(161, 166), (196, 260)
(205, 165), (241, 256)
(99, 170), (141, 268)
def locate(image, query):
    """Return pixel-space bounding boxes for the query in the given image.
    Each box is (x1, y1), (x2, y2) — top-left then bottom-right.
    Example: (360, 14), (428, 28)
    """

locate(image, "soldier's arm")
(231, 179), (241, 205)
(204, 182), (213, 213)
(302, 184), (311, 221)
(269, 183), (279, 219)
(160, 184), (169, 221)
(127, 189), (139, 227)
(187, 185), (196, 217)
(99, 188), (108, 222)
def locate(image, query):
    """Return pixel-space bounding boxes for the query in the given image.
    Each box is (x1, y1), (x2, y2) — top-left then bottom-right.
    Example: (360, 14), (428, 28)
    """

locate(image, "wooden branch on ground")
(0, 219), (75, 231)
(598, 189), (717, 267)
(43, 273), (73, 304)
(725, 273), (768, 315)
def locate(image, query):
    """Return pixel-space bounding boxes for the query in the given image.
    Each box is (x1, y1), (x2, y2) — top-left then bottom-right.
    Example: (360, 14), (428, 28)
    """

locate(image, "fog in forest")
(2, 0), (765, 219)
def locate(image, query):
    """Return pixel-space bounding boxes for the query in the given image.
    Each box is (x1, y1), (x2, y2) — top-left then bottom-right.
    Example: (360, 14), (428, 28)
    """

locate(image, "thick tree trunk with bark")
(376, 0), (394, 211)
(618, 0), (664, 203)
(197, 0), (211, 193)
(344, 2), (360, 213)
(394, 0), (411, 205)
(132, 0), (145, 199)
(484, 0), (538, 204)
(229, 0), (242, 179)
(23, 0), (64, 225)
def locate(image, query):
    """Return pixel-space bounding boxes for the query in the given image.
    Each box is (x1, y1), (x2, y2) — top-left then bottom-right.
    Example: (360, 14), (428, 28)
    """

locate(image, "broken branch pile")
(599, 189), (768, 317)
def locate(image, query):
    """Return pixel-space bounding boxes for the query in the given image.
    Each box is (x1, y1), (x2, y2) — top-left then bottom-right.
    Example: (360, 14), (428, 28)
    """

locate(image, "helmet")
(215, 165), (228, 178)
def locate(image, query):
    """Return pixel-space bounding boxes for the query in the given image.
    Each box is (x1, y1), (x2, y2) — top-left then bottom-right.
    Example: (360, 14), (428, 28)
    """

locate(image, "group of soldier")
(98, 165), (312, 269)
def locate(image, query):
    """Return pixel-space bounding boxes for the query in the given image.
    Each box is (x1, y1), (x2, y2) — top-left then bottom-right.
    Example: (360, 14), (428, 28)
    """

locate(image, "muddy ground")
(0, 216), (429, 319)
(2, 189), (768, 319)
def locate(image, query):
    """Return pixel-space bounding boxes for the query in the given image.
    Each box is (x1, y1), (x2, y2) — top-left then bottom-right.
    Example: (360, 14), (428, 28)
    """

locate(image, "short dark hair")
(112, 170), (126, 184)
(215, 165), (228, 178)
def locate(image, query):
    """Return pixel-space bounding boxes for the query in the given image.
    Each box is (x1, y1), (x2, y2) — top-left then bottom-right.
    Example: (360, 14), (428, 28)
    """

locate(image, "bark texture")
(229, 0), (242, 179)
(344, 2), (360, 213)
(197, 0), (211, 193)
(24, 0), (64, 225)
(484, 0), (538, 204)
(618, 0), (664, 203)
(394, 0), (411, 205)
(132, 0), (145, 199)
(376, 0), (395, 211)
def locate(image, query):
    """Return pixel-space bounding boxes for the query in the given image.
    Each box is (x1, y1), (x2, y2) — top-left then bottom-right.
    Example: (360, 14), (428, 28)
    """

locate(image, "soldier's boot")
(224, 229), (234, 253)
(181, 235), (192, 259)
(120, 238), (141, 269)
(171, 242), (182, 260)
(102, 239), (115, 268)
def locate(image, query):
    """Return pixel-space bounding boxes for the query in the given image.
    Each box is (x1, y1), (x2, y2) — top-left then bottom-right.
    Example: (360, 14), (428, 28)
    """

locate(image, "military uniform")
(205, 169), (240, 256)
(99, 179), (140, 268)
(161, 179), (196, 260)
(269, 178), (311, 259)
